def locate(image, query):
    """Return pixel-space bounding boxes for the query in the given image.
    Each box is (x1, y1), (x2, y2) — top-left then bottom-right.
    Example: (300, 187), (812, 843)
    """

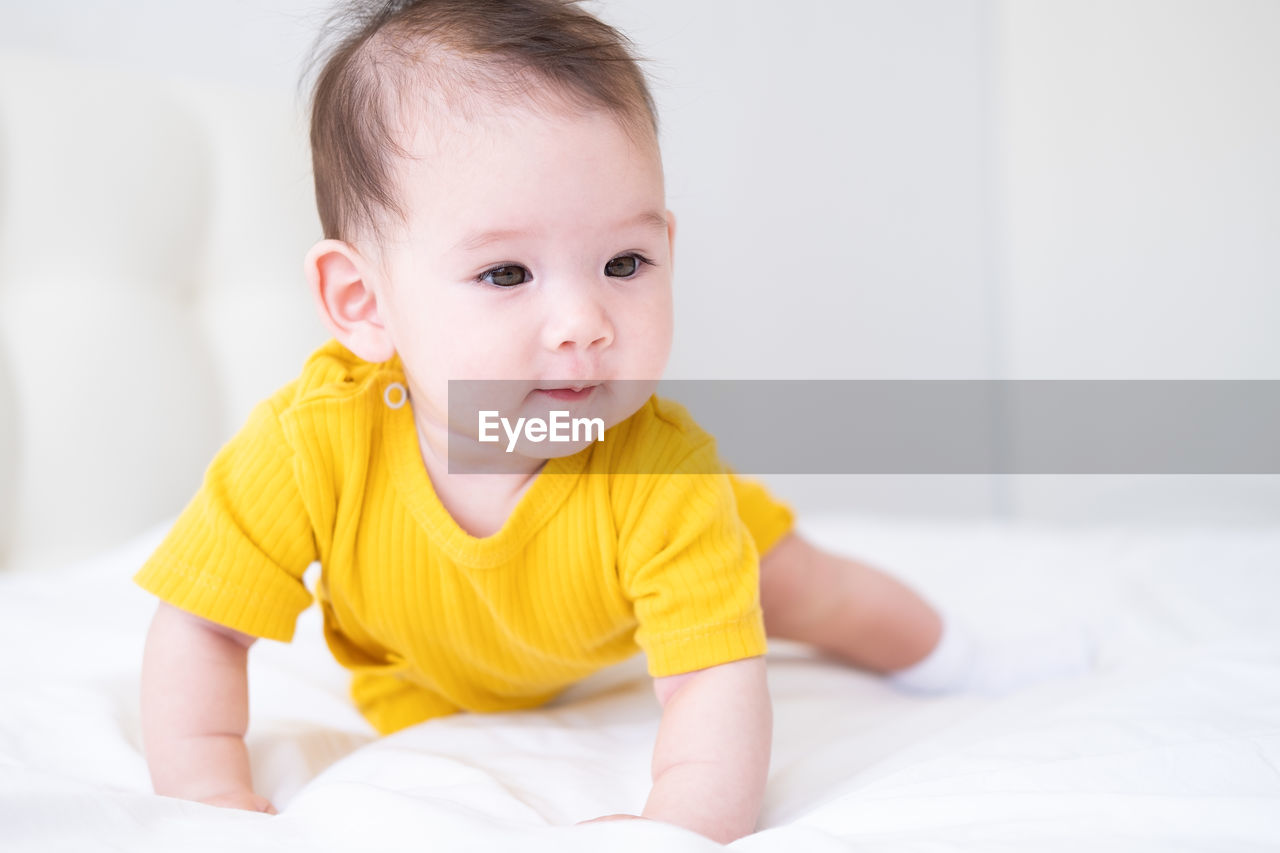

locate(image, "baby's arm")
(139, 601), (276, 814)
(641, 655), (771, 843)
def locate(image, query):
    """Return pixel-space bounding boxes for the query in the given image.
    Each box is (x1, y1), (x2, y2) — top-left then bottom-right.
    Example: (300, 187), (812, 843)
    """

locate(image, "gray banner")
(445, 380), (1280, 474)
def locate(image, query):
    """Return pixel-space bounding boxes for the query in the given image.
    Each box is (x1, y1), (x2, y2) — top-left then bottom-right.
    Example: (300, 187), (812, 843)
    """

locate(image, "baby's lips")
(534, 380), (602, 391)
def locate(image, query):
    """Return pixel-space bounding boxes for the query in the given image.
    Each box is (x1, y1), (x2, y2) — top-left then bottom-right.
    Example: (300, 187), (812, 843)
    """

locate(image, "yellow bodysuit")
(133, 339), (796, 736)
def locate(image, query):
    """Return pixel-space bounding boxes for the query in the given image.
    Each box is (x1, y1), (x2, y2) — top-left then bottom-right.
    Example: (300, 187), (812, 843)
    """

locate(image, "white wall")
(994, 0), (1280, 524)
(2, 0), (328, 95)
(593, 0), (1002, 519)
(2, 0), (1276, 526)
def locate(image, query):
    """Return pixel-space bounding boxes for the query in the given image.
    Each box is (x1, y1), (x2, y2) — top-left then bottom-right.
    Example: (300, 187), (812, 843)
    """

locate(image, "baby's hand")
(577, 813), (646, 824)
(198, 789), (278, 814)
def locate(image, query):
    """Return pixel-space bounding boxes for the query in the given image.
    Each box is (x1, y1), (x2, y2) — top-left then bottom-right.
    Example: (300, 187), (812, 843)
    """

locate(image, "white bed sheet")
(1, 511), (1278, 851)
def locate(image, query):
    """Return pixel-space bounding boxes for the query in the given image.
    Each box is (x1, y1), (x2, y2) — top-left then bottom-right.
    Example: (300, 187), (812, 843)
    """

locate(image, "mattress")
(1, 511), (1278, 851)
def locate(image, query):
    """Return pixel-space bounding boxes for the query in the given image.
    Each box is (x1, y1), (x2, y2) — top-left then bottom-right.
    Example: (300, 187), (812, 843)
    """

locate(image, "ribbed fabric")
(133, 338), (797, 736)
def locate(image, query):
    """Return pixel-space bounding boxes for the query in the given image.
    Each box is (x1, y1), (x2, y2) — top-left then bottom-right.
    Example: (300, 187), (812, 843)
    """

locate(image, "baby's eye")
(605, 253), (653, 278)
(476, 254), (653, 288)
(477, 265), (530, 288)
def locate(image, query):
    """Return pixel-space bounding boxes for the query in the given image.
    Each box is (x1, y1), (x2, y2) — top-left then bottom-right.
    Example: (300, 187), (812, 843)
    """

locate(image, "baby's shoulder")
(267, 338), (401, 415)
(604, 396), (737, 546)
(605, 394), (723, 475)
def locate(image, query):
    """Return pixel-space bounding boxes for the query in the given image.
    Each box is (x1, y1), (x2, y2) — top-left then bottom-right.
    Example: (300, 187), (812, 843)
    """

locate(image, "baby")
(134, 0), (1095, 843)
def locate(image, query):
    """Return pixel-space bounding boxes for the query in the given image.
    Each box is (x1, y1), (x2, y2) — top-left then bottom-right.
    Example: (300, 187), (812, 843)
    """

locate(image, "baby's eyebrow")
(451, 209), (668, 253)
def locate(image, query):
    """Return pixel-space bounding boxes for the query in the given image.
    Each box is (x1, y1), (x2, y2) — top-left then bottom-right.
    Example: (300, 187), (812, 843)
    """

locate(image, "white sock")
(886, 610), (1098, 697)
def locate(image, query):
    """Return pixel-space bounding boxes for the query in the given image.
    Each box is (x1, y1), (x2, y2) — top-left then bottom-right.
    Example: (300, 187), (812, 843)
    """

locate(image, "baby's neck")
(430, 465), (543, 539)
(413, 414), (547, 538)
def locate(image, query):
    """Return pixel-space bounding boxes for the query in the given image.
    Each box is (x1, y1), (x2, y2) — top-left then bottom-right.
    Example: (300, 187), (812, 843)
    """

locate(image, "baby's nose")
(543, 286), (613, 352)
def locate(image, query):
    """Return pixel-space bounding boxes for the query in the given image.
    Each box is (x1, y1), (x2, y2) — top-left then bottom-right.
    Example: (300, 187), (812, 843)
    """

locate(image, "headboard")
(0, 51), (329, 572)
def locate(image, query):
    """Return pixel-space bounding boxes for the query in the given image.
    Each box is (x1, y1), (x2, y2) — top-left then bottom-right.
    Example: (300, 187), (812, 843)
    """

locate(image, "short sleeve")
(618, 440), (769, 678)
(132, 389), (317, 642)
(726, 468), (797, 558)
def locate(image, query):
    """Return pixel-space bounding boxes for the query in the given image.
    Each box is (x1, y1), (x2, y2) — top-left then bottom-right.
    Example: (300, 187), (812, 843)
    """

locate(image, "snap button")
(383, 381), (408, 409)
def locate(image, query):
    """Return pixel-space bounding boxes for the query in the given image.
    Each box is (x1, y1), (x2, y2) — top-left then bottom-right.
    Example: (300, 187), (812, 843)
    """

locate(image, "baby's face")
(371, 99), (674, 463)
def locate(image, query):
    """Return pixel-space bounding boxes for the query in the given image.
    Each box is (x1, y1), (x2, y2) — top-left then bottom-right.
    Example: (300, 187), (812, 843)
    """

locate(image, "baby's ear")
(304, 239), (396, 362)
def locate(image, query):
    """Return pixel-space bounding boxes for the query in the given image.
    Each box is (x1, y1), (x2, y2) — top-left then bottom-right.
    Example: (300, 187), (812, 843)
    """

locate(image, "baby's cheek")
(639, 332), (673, 378)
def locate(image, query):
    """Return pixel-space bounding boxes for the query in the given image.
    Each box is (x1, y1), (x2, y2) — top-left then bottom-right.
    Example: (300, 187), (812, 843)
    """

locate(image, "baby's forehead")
(390, 101), (657, 217)
(378, 64), (661, 225)
(396, 78), (590, 161)
(393, 58), (640, 148)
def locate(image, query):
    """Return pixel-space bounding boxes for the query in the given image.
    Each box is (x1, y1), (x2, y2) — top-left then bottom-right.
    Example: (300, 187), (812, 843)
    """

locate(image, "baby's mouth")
(535, 383), (600, 401)
(538, 383), (596, 392)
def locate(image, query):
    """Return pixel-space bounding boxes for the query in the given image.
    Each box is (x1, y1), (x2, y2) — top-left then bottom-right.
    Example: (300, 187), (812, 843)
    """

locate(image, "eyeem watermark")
(453, 379), (1280, 473)
(479, 410), (605, 452)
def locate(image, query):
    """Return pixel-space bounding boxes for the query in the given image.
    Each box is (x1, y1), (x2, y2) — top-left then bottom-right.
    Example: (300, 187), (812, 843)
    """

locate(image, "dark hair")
(297, 0), (662, 251)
